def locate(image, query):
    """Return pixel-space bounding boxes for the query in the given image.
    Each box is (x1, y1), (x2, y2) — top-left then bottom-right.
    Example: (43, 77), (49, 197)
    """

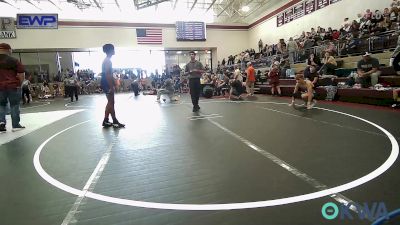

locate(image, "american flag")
(136, 28), (162, 44)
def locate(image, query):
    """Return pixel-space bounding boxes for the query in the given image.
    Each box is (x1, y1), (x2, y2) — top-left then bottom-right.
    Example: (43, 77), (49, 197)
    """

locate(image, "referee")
(185, 51), (204, 112)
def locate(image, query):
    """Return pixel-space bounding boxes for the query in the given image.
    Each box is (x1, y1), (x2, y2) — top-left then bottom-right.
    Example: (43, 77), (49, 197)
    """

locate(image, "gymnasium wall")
(5, 26), (249, 64)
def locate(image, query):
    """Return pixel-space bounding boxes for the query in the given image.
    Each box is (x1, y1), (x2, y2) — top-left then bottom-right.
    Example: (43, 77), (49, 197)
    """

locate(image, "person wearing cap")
(0, 43), (25, 132)
(100, 44), (125, 128)
(246, 62), (256, 96)
(184, 51), (204, 112)
(356, 52), (381, 88)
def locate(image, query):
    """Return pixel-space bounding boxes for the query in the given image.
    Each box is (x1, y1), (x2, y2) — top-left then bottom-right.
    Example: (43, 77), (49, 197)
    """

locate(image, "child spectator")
(268, 64), (281, 96)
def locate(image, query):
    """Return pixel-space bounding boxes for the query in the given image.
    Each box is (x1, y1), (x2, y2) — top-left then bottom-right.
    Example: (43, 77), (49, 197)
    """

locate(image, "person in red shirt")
(0, 43), (25, 132)
(268, 64), (281, 96)
(246, 62), (256, 96)
(332, 30), (340, 40)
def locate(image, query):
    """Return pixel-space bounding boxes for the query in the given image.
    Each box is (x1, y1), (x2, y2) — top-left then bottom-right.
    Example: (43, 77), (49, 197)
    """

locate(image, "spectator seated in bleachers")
(389, 6), (398, 25)
(356, 52), (381, 88)
(341, 18), (351, 33)
(222, 0), (399, 70)
(364, 9), (373, 20)
(216, 73), (230, 96)
(305, 64), (319, 87)
(319, 51), (337, 76)
(304, 53), (322, 78)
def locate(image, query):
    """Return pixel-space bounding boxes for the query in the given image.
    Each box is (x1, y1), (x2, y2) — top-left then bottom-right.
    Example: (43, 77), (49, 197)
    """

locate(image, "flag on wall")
(136, 28), (162, 44)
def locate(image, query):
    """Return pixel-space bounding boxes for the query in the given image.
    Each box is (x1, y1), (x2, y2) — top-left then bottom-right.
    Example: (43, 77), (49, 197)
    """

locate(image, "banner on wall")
(316, 0), (329, 10)
(284, 8), (294, 23)
(17, 14), (58, 29)
(277, 13), (285, 27)
(305, 0), (316, 15)
(293, 2), (305, 20)
(0, 17), (16, 39)
(276, 0), (342, 27)
(329, 0), (341, 4)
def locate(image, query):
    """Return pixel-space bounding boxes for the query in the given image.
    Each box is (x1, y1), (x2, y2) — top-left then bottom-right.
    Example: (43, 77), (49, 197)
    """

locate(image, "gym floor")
(0, 93), (399, 225)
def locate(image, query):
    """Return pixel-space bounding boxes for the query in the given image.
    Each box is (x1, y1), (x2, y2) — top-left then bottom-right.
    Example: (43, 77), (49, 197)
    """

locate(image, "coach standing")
(0, 43), (25, 132)
(185, 51), (204, 112)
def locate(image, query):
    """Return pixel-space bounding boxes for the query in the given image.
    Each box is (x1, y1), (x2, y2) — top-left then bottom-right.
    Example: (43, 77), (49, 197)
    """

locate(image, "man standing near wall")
(185, 51), (204, 112)
(0, 43), (25, 132)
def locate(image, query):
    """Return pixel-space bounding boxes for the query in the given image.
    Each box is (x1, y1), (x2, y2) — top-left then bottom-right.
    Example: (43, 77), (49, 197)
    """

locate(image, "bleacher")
(255, 57), (400, 106)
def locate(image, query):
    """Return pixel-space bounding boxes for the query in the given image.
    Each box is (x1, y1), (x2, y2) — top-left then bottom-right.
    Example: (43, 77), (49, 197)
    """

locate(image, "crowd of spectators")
(221, 1), (400, 70)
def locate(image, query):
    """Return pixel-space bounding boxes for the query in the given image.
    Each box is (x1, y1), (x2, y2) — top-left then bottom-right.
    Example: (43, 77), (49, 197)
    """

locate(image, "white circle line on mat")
(33, 102), (399, 210)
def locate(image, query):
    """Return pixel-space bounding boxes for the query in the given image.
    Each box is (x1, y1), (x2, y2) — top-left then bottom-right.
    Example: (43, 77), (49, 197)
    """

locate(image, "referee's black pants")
(189, 78), (201, 108)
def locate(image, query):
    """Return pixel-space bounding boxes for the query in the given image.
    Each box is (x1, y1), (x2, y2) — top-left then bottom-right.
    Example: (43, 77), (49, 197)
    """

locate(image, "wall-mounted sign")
(276, 0), (342, 27)
(293, 2), (305, 20)
(305, 0), (316, 15)
(176, 21), (206, 41)
(329, 0), (341, 4)
(17, 14), (58, 29)
(284, 8), (294, 24)
(317, 0), (329, 10)
(0, 17), (16, 39)
(277, 13), (285, 27)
